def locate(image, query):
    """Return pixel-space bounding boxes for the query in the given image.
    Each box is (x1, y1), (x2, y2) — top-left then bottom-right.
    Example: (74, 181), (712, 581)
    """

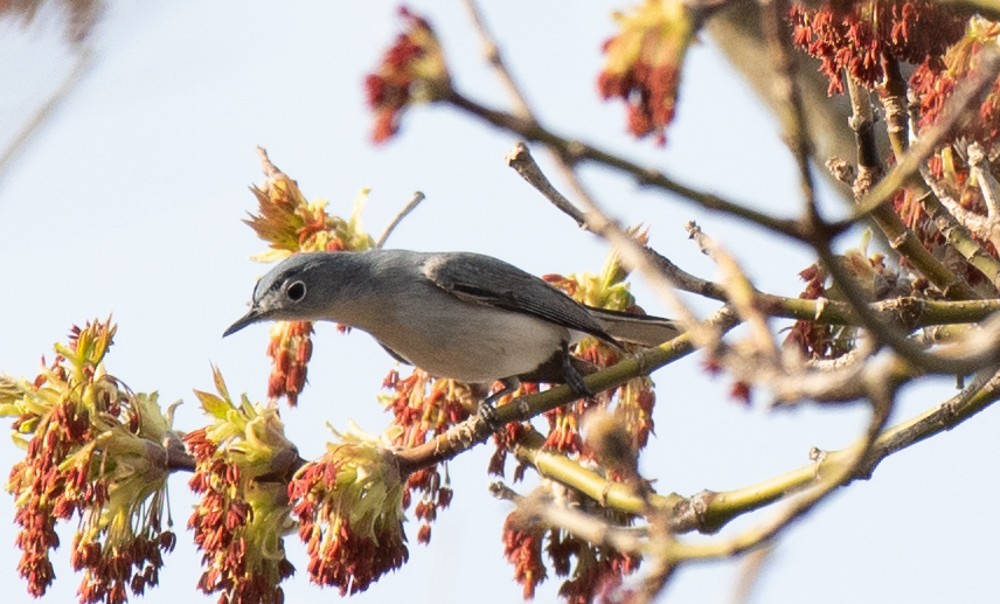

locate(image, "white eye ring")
(285, 280), (306, 302)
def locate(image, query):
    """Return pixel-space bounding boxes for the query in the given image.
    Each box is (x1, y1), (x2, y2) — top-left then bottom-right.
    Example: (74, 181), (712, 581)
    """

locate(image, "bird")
(224, 249), (679, 403)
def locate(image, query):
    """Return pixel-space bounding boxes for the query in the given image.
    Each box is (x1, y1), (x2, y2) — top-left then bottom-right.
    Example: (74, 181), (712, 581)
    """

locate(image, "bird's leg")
(477, 376), (520, 431)
(562, 341), (594, 399)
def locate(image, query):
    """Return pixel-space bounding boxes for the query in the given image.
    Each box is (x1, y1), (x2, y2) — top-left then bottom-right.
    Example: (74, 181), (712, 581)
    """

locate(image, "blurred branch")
(932, 0), (1000, 19)
(0, 46), (93, 187)
(507, 140), (1000, 334)
(691, 367), (1000, 533)
(509, 352), (999, 539)
(707, 0), (860, 196)
(668, 387), (892, 562)
(444, 90), (807, 240)
(461, 0), (534, 120)
(759, 0), (820, 223)
(729, 545), (775, 604)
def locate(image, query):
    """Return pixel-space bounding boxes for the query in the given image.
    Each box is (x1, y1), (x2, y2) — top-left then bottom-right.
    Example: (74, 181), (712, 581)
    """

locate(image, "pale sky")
(1, 2), (997, 603)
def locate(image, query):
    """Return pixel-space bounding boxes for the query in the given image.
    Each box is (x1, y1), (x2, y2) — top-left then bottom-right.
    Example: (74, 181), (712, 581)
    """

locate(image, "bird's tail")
(586, 306), (681, 348)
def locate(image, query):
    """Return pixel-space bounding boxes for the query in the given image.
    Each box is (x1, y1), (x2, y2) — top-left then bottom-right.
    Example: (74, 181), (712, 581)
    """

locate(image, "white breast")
(360, 299), (569, 384)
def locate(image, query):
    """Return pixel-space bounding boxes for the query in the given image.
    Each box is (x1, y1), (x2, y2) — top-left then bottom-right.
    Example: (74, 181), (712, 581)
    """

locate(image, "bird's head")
(223, 252), (337, 337)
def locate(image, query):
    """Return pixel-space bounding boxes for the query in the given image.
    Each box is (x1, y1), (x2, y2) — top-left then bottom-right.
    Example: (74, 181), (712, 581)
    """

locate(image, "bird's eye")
(285, 280), (306, 302)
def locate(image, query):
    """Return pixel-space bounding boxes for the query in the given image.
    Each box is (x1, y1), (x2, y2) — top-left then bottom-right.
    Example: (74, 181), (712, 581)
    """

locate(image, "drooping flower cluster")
(785, 235), (911, 359)
(379, 368), (466, 543)
(540, 231), (659, 458)
(1, 319), (178, 604)
(288, 424), (408, 595)
(243, 148), (375, 405)
(789, 0), (968, 94)
(910, 18), (1000, 148)
(186, 368), (297, 604)
(364, 7), (451, 143)
(598, 0), (696, 145)
(265, 320), (314, 407)
(503, 518), (547, 600)
(503, 482), (640, 604)
(495, 233), (657, 601)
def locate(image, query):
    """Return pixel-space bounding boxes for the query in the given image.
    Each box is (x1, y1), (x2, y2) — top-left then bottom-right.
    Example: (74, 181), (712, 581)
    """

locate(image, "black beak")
(223, 306), (265, 337)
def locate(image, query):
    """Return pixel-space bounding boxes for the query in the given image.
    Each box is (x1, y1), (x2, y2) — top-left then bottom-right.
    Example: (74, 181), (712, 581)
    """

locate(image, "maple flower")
(502, 518), (547, 599)
(288, 424), (408, 595)
(910, 18), (1000, 146)
(187, 368), (297, 604)
(365, 7), (451, 143)
(789, 0), (968, 94)
(266, 320), (314, 406)
(379, 368), (467, 543)
(785, 234), (908, 359)
(541, 230), (658, 455)
(246, 148), (375, 258)
(598, 0), (695, 145)
(243, 148), (376, 406)
(1, 319), (177, 603)
(503, 482), (640, 603)
(553, 532), (639, 604)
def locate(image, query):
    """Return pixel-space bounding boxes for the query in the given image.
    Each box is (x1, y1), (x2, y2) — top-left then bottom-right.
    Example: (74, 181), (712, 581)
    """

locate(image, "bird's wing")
(423, 252), (619, 345)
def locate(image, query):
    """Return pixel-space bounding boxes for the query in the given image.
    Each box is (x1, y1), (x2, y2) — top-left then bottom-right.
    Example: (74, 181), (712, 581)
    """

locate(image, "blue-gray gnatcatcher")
(224, 250), (679, 400)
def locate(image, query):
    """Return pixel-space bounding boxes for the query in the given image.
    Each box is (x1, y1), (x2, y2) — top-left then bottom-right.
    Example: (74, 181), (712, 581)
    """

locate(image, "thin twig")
(967, 142), (1000, 250)
(550, 156), (711, 343)
(667, 384), (893, 561)
(686, 221), (780, 360)
(0, 46), (93, 186)
(504, 139), (706, 338)
(510, 488), (647, 554)
(460, 0), (534, 120)
(729, 545), (775, 604)
(375, 191), (425, 248)
(460, 3), (717, 333)
(759, 0), (819, 224)
(505, 142), (587, 228)
(505, 349), (998, 536)
(445, 90), (807, 240)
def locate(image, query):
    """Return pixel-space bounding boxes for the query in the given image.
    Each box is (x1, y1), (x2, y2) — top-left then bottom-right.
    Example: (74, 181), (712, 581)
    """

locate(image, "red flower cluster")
(364, 7), (451, 143)
(187, 370), (297, 604)
(910, 19), (1000, 145)
(789, 0), (968, 94)
(503, 509), (640, 603)
(502, 520), (547, 599)
(288, 430), (408, 595)
(598, 0), (695, 145)
(2, 319), (177, 604)
(246, 149), (375, 256)
(539, 243), (658, 459)
(243, 149), (376, 406)
(492, 244), (654, 599)
(785, 239), (911, 359)
(187, 431), (294, 604)
(381, 368), (469, 543)
(266, 320), (314, 406)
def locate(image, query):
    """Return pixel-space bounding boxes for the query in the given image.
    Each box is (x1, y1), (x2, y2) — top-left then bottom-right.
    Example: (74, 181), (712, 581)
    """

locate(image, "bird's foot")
(476, 377), (519, 432)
